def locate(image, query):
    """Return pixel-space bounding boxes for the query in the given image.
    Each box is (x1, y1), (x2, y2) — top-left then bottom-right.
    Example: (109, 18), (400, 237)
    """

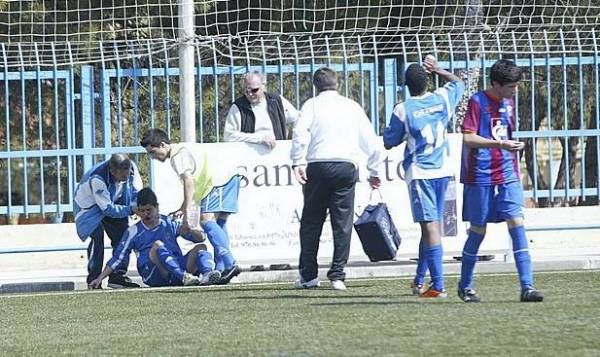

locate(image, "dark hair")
(490, 59), (523, 86)
(313, 67), (338, 92)
(404, 63), (428, 96)
(108, 153), (131, 171)
(137, 187), (158, 207)
(140, 128), (171, 148)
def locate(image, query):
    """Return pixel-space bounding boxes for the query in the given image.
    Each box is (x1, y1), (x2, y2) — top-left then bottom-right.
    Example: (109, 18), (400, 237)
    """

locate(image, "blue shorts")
(138, 254), (187, 287)
(462, 181), (524, 226)
(407, 177), (450, 222)
(200, 175), (242, 214)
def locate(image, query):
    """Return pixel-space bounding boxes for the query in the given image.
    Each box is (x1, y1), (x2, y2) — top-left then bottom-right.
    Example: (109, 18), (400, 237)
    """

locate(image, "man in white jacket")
(290, 67), (384, 291)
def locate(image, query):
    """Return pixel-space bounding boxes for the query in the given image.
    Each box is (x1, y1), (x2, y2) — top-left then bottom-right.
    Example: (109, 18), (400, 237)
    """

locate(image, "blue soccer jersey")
(383, 80), (465, 182)
(107, 216), (196, 273)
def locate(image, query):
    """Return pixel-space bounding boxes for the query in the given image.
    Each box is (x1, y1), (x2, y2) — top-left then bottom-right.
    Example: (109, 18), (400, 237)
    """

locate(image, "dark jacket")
(234, 92), (288, 140)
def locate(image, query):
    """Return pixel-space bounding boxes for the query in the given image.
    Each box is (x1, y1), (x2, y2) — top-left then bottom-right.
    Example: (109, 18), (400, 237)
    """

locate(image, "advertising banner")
(152, 134), (509, 265)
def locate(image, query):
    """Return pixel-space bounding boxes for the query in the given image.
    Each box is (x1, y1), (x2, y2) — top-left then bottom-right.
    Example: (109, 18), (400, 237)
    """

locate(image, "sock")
(156, 245), (185, 282)
(414, 239), (427, 285)
(509, 225), (533, 289)
(202, 221), (236, 272)
(426, 244), (444, 291)
(459, 230), (485, 290)
(195, 250), (215, 275)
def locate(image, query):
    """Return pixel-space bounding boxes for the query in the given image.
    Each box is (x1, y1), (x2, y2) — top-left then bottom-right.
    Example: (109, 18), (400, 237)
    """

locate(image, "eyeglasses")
(245, 87), (261, 94)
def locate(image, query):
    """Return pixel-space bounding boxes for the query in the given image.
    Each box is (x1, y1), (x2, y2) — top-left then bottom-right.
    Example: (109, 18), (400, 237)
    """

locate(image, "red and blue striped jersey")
(460, 90), (520, 185)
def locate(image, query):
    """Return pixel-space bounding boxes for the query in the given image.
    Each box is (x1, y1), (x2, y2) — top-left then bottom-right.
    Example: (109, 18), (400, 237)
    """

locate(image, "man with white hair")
(224, 71), (299, 149)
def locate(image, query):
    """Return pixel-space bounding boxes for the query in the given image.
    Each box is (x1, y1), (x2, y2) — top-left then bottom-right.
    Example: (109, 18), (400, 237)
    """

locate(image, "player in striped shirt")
(458, 59), (543, 303)
(383, 56), (465, 298)
(89, 187), (221, 288)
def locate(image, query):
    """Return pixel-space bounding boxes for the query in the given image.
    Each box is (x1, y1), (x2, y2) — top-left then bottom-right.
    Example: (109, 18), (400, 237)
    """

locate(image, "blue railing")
(2, 33), (600, 221)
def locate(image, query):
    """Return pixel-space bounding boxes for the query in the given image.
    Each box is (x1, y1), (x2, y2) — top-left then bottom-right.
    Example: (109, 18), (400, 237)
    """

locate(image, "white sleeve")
(280, 95), (300, 127)
(223, 104), (264, 144)
(290, 100), (313, 166)
(89, 177), (113, 211)
(170, 148), (196, 178)
(131, 162), (143, 191)
(357, 106), (384, 178)
(89, 177), (132, 218)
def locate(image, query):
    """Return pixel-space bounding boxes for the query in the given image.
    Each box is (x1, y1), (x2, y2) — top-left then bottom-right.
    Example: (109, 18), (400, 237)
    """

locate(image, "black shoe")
(108, 275), (140, 289)
(218, 265), (241, 285)
(520, 287), (544, 302)
(458, 287), (481, 303)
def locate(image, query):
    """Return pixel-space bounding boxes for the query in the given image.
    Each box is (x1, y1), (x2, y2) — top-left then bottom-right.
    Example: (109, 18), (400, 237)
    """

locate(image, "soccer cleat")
(199, 270), (222, 286)
(520, 287), (544, 302)
(411, 282), (426, 296)
(181, 272), (201, 286)
(218, 265), (242, 285)
(87, 284), (102, 290)
(458, 288), (481, 303)
(330, 280), (347, 291)
(107, 275), (140, 289)
(294, 277), (320, 289)
(419, 288), (448, 298)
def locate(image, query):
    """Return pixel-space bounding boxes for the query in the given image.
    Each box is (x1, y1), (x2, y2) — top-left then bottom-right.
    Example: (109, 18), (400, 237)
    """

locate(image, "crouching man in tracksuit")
(74, 153), (142, 289)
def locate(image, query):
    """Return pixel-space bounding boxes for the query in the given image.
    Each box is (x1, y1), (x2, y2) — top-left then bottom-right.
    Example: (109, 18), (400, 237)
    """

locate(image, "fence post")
(383, 58), (397, 126)
(80, 65), (94, 172)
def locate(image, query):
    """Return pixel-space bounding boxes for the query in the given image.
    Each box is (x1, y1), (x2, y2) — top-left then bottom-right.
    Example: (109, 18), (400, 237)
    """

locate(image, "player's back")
(402, 92), (451, 171)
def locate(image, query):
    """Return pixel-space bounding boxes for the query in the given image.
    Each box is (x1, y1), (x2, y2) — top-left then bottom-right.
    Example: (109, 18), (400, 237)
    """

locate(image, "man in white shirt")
(290, 67), (384, 291)
(224, 71), (299, 149)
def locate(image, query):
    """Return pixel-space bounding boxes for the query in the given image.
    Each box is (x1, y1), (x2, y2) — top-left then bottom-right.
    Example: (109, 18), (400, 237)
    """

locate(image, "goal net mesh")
(1, 1), (599, 67)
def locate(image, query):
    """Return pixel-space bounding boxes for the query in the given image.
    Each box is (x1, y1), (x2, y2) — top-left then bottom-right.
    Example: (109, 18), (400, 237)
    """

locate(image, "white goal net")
(0, 1), (599, 67)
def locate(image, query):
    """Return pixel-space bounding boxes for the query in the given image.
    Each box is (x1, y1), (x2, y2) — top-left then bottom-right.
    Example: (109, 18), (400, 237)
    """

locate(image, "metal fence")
(1, 32), (600, 222)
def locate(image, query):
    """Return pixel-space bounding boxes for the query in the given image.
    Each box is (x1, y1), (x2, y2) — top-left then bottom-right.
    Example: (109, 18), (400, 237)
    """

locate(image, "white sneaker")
(330, 280), (347, 291)
(182, 272), (201, 286)
(200, 270), (222, 286)
(294, 277), (320, 289)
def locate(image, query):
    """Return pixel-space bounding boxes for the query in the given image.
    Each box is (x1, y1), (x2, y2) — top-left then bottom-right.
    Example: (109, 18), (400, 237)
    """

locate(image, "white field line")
(1, 269), (597, 300)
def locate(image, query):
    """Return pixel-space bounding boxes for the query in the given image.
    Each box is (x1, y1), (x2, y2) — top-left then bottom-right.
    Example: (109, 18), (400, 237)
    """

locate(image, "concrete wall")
(0, 205), (598, 280)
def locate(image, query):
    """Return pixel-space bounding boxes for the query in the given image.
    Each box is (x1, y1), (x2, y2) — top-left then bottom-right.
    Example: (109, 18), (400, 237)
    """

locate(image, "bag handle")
(369, 188), (383, 203)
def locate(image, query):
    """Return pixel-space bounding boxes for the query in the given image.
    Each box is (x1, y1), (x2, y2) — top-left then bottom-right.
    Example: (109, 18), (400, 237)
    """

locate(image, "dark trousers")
(299, 162), (357, 282)
(86, 216), (129, 283)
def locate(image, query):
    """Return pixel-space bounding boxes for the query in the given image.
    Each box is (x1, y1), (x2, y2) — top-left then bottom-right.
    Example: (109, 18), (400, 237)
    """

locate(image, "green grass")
(1, 271), (599, 356)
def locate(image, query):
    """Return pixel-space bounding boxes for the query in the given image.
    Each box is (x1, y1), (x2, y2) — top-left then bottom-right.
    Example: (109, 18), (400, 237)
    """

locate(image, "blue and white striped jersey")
(383, 80), (465, 182)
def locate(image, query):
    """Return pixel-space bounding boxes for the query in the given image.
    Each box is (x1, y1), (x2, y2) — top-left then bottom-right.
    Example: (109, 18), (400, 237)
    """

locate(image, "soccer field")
(1, 271), (599, 356)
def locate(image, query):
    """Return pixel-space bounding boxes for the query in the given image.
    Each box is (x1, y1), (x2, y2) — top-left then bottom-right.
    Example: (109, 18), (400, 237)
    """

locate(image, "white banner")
(152, 134), (509, 265)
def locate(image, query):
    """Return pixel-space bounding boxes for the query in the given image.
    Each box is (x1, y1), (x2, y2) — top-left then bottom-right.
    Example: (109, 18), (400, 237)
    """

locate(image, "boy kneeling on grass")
(89, 187), (222, 288)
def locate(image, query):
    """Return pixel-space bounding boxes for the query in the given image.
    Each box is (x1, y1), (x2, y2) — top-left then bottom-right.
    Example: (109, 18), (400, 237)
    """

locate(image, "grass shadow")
(234, 294), (390, 300)
(312, 300), (458, 306)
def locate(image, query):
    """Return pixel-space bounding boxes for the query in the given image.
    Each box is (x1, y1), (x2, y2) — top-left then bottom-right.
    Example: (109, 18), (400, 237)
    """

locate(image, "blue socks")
(195, 250), (215, 275)
(459, 230), (485, 290)
(426, 244), (444, 291)
(202, 221), (236, 272)
(509, 225), (533, 289)
(156, 245), (185, 282)
(414, 240), (428, 285)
